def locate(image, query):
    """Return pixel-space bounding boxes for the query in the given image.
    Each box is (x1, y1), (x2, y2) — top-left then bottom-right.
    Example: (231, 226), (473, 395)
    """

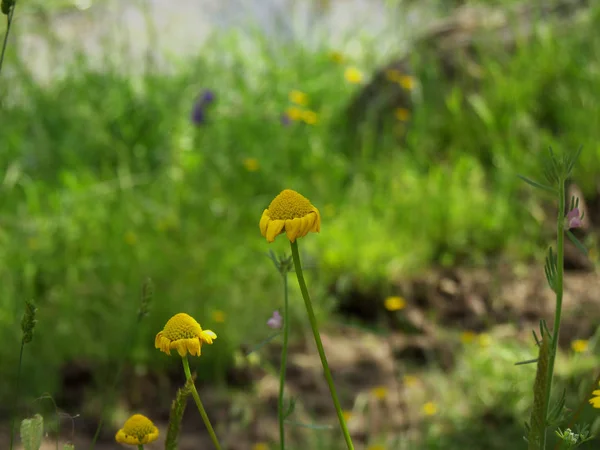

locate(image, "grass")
(1, 0), (600, 448)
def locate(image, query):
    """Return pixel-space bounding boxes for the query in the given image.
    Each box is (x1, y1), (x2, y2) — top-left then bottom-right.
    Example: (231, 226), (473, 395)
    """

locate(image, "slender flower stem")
(137, 445), (144, 450)
(290, 240), (354, 450)
(181, 356), (222, 450)
(542, 179), (566, 448)
(0, 1), (16, 76)
(8, 342), (24, 450)
(278, 269), (290, 450)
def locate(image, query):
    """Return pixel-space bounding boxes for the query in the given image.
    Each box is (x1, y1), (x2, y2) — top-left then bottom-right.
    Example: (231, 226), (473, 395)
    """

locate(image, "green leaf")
(566, 231), (588, 256)
(517, 174), (557, 194)
(515, 358), (539, 366)
(20, 414), (44, 450)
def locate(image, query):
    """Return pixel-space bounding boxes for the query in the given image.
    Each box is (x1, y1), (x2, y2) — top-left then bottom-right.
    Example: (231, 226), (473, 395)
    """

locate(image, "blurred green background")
(1, 0), (600, 448)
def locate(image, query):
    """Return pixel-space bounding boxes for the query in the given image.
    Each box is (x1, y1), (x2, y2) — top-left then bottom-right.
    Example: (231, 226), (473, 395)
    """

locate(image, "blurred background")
(1, 0), (600, 448)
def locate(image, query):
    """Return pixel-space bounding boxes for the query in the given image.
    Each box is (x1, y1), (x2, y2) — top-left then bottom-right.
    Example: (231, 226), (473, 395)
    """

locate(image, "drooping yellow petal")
(259, 210), (271, 236)
(285, 217), (304, 242)
(266, 219), (285, 243)
(201, 330), (217, 344)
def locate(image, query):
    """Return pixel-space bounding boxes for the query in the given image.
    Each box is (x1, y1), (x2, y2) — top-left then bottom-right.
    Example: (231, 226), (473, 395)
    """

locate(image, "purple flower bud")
(280, 113), (291, 126)
(267, 310), (283, 329)
(566, 208), (582, 229)
(191, 104), (205, 125)
(191, 89), (216, 126)
(200, 89), (216, 105)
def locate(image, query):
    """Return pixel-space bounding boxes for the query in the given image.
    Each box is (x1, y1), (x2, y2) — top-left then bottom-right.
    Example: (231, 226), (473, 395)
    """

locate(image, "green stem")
(543, 179), (566, 448)
(181, 356), (222, 450)
(137, 445), (144, 450)
(278, 270), (290, 450)
(0, 1), (16, 76)
(290, 240), (354, 450)
(8, 341), (24, 450)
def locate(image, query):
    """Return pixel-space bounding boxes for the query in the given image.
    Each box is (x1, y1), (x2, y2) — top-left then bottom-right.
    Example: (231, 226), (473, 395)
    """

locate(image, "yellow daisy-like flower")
(243, 158), (260, 172)
(211, 310), (226, 323)
(301, 110), (318, 125)
(371, 386), (388, 400)
(384, 296), (406, 311)
(344, 67), (363, 84)
(259, 189), (321, 243)
(423, 401), (438, 416)
(115, 414), (159, 445)
(571, 339), (589, 353)
(395, 108), (411, 122)
(590, 382), (600, 408)
(155, 313), (217, 357)
(289, 90), (308, 106)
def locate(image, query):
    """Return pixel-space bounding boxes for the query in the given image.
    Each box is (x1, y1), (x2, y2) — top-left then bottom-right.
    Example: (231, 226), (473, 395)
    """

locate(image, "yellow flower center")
(161, 313), (202, 341)
(121, 414), (157, 442)
(267, 189), (315, 221)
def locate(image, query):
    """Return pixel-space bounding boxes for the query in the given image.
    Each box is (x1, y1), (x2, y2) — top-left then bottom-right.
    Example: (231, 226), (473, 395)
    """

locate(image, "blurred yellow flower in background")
(403, 375), (418, 387)
(329, 51), (345, 64)
(385, 69), (415, 90)
(243, 158), (260, 172)
(286, 107), (304, 121)
(367, 445), (386, 450)
(289, 90), (309, 106)
(115, 414), (159, 445)
(251, 443), (269, 450)
(211, 310), (226, 323)
(384, 296), (406, 311)
(571, 339), (589, 353)
(344, 67), (363, 84)
(342, 410), (353, 422)
(371, 386), (388, 400)
(155, 313), (217, 357)
(423, 401), (438, 416)
(395, 108), (411, 122)
(301, 110), (319, 125)
(460, 331), (476, 344)
(259, 189), (321, 243)
(478, 333), (491, 348)
(589, 381), (600, 408)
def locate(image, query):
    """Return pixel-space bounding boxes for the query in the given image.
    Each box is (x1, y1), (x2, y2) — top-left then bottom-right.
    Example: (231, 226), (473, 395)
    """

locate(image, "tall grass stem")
(278, 269), (290, 450)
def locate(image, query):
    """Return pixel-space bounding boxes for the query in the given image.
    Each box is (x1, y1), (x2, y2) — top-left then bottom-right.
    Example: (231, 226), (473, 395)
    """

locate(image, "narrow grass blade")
(517, 175), (557, 194)
(566, 230), (588, 256)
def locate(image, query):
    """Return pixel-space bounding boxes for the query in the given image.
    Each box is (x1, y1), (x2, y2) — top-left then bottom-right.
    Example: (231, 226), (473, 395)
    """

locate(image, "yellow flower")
(384, 296), (406, 311)
(423, 401), (437, 416)
(395, 108), (411, 122)
(571, 339), (589, 353)
(211, 310), (226, 323)
(115, 414), (159, 445)
(285, 107), (304, 121)
(460, 331), (476, 344)
(403, 375), (418, 387)
(344, 67), (363, 84)
(252, 443), (269, 450)
(329, 51), (345, 64)
(289, 90), (308, 106)
(385, 70), (415, 90)
(478, 333), (491, 348)
(371, 386), (388, 400)
(590, 382), (600, 408)
(301, 110), (318, 125)
(342, 410), (353, 422)
(259, 189), (321, 243)
(155, 313), (217, 357)
(243, 158), (260, 172)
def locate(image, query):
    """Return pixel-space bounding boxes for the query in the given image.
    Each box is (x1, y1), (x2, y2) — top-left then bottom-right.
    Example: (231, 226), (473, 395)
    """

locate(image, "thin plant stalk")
(8, 342), (24, 450)
(0, 0), (16, 76)
(181, 356), (222, 450)
(137, 446), (143, 450)
(542, 179), (566, 448)
(290, 240), (355, 450)
(278, 269), (291, 450)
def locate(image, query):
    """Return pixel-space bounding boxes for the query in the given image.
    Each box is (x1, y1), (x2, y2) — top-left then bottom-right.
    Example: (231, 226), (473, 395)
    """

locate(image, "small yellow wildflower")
(371, 386), (388, 400)
(403, 375), (418, 387)
(289, 90), (308, 106)
(460, 331), (477, 344)
(329, 51), (345, 64)
(342, 410), (353, 423)
(259, 189), (321, 243)
(589, 381), (600, 408)
(571, 339), (589, 353)
(124, 231), (138, 246)
(423, 401), (438, 416)
(243, 158), (260, 172)
(301, 110), (318, 125)
(155, 313), (217, 357)
(478, 333), (491, 348)
(395, 108), (411, 122)
(286, 107), (304, 121)
(252, 443), (269, 450)
(385, 69), (415, 90)
(384, 296), (406, 312)
(115, 414), (159, 445)
(211, 310), (226, 323)
(344, 67), (363, 84)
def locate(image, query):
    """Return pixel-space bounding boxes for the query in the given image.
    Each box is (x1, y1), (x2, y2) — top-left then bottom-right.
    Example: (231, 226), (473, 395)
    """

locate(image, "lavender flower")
(566, 207), (582, 230)
(191, 89), (216, 126)
(267, 310), (283, 329)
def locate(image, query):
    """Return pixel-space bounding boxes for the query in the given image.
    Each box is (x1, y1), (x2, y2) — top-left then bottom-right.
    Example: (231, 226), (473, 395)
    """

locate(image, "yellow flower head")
(571, 339), (589, 353)
(395, 108), (411, 122)
(243, 158), (260, 172)
(115, 414), (159, 445)
(371, 386), (388, 400)
(423, 401), (438, 416)
(289, 90), (308, 106)
(590, 382), (600, 408)
(259, 189), (321, 243)
(301, 110), (318, 125)
(155, 313), (217, 357)
(285, 107), (303, 121)
(344, 67), (363, 84)
(384, 296), (406, 311)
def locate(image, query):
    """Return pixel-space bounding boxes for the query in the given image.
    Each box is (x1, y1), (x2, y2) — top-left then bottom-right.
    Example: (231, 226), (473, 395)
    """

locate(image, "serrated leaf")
(517, 174), (557, 194)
